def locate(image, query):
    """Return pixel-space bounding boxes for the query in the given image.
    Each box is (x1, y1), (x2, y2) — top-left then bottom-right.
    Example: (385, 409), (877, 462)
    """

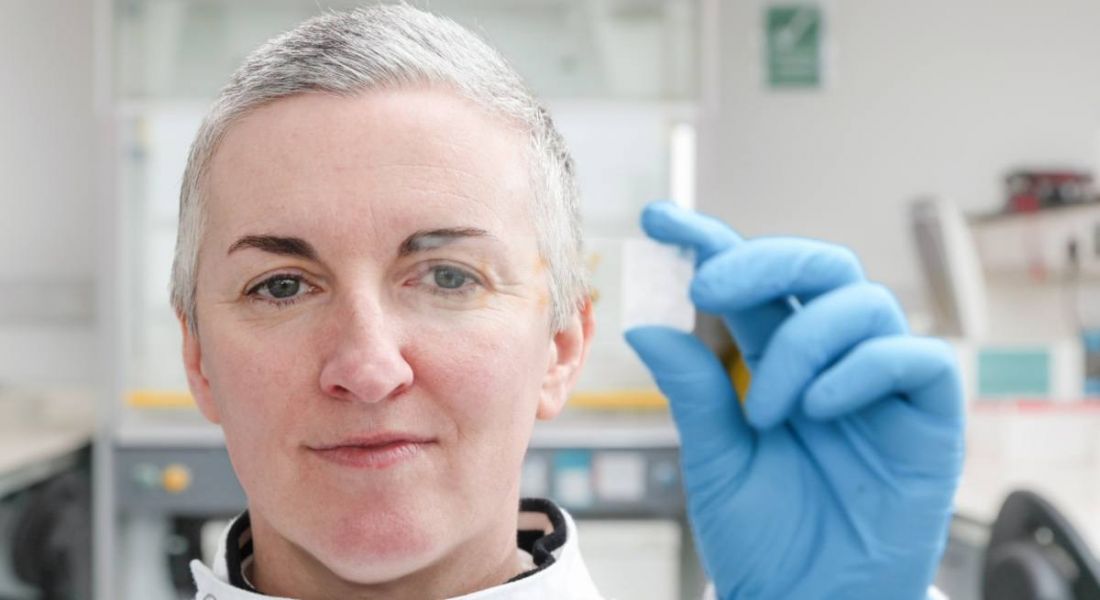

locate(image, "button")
(162, 463), (192, 493)
(553, 450), (593, 508)
(594, 452), (646, 502)
(653, 459), (679, 489)
(132, 463), (161, 489)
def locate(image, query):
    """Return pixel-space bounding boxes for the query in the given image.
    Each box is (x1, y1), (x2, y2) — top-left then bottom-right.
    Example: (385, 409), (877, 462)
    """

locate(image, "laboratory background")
(2, 0), (1100, 598)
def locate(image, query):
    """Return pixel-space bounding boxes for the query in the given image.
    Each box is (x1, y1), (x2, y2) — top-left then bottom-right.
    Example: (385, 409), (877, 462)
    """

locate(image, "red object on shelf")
(973, 398), (1100, 412)
(1011, 194), (1040, 213)
(1004, 170), (1093, 214)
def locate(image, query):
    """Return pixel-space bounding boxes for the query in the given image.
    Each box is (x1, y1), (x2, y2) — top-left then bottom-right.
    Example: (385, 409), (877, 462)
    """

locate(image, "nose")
(318, 295), (414, 404)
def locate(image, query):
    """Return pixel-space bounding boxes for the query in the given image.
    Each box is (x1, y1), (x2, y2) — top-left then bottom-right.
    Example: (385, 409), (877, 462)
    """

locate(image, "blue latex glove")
(624, 202), (965, 600)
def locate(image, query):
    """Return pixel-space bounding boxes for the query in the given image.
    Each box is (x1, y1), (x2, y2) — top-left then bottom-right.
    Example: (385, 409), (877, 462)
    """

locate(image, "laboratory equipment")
(910, 197), (988, 340)
(0, 427), (91, 600)
(1085, 329), (1100, 395)
(939, 491), (1100, 600)
(982, 490), (1100, 600)
(1004, 170), (1094, 213)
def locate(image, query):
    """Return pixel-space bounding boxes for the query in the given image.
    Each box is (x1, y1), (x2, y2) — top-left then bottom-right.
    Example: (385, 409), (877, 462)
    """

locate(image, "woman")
(178, 6), (962, 599)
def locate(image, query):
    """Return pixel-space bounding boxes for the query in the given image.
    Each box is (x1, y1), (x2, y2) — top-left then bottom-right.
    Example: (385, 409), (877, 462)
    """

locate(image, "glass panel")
(114, 0), (699, 101)
(113, 0), (701, 395)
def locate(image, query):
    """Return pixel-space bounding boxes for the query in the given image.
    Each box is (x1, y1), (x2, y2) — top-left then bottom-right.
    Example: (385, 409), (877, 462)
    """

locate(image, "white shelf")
(970, 203), (1100, 279)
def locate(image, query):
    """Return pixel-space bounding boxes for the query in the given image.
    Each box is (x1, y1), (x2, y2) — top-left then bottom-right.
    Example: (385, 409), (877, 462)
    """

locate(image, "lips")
(309, 433), (434, 469)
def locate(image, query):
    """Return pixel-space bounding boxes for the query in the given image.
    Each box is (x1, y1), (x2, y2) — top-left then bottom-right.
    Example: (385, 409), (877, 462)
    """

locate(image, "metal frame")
(92, 0), (119, 598)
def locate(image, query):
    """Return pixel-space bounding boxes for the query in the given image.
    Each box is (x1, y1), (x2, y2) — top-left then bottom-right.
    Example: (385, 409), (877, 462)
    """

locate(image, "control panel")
(521, 448), (683, 518)
(116, 447), (245, 515)
(116, 446), (683, 518)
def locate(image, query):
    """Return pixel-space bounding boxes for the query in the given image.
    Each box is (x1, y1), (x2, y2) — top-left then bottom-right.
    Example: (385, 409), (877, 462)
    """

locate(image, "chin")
(307, 505), (444, 581)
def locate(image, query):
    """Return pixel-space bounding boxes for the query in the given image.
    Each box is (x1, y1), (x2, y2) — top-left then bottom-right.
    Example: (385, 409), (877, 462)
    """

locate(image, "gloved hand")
(624, 202), (965, 600)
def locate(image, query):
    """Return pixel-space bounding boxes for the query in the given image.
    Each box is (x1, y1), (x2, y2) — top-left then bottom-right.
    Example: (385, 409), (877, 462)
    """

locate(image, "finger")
(854, 398), (966, 478)
(690, 237), (865, 312)
(624, 326), (754, 475)
(804, 337), (966, 477)
(744, 283), (908, 429)
(719, 301), (793, 372)
(640, 201), (742, 263)
(803, 336), (964, 421)
(690, 238), (864, 369)
(639, 202), (795, 368)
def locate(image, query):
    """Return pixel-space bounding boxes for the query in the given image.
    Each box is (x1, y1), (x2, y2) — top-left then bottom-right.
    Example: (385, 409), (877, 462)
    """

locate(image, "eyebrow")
(227, 235), (319, 261)
(397, 227), (495, 257)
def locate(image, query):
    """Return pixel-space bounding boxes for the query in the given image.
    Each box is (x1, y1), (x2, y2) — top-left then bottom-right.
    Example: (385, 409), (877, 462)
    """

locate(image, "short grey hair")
(170, 4), (585, 334)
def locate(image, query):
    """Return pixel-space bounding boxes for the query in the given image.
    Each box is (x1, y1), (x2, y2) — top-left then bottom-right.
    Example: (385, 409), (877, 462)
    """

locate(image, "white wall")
(699, 0), (1100, 307)
(0, 0), (97, 386)
(6, 0), (1100, 383)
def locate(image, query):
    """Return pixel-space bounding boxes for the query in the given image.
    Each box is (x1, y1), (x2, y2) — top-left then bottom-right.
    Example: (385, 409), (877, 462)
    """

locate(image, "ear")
(537, 297), (595, 420)
(180, 314), (221, 424)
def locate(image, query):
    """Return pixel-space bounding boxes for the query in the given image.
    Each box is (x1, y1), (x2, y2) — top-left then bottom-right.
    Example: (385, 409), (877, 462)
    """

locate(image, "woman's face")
(181, 87), (590, 588)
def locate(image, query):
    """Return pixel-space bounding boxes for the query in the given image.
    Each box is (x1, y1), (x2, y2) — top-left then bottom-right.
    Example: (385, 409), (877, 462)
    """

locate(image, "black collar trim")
(224, 510), (256, 591)
(506, 497), (568, 583)
(222, 498), (568, 594)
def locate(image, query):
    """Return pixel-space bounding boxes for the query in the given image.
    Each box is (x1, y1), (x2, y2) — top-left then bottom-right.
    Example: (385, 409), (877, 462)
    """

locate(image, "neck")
(247, 505), (525, 600)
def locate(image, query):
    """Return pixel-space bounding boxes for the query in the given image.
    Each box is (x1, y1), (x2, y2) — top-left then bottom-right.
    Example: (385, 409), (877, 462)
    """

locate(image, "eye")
(247, 273), (315, 306)
(419, 265), (481, 295)
(266, 276), (301, 298)
(433, 266), (470, 289)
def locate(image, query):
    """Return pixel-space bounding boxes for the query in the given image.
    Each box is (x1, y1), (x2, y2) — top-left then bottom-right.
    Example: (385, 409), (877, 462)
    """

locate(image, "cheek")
(200, 320), (319, 452)
(407, 323), (547, 504)
(203, 329), (324, 517)
(409, 314), (550, 428)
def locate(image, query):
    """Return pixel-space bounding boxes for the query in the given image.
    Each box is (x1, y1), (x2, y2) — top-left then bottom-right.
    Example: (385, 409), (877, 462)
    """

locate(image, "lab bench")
(0, 425), (91, 500)
(0, 424), (92, 599)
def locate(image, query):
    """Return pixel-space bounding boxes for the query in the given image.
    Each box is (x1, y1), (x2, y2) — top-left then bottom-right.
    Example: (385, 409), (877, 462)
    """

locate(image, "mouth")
(308, 434), (435, 470)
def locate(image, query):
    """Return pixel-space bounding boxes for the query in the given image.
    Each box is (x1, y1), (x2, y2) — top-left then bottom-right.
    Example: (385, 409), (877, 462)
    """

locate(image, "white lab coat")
(189, 502), (950, 600)
(190, 501), (606, 600)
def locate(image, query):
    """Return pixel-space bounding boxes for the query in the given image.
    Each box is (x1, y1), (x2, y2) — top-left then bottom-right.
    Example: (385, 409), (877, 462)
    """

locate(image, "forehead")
(202, 87), (534, 255)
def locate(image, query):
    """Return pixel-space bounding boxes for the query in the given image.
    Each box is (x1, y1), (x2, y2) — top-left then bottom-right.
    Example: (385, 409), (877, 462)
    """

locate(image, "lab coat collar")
(190, 499), (606, 600)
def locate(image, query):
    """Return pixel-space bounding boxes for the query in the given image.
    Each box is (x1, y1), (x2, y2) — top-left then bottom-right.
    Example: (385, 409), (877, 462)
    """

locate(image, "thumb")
(624, 326), (754, 475)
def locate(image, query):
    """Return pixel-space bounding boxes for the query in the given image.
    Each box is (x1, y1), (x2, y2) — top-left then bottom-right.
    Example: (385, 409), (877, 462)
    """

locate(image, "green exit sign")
(765, 5), (824, 89)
